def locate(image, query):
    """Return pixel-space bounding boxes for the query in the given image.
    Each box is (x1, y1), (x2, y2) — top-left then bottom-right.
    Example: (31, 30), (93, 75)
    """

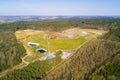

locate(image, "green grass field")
(21, 33), (87, 55)
(48, 37), (86, 52)
(21, 31), (87, 53)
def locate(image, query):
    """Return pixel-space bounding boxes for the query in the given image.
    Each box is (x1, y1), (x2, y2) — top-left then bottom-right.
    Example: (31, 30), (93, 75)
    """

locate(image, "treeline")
(90, 54), (120, 80)
(103, 27), (120, 41)
(89, 27), (120, 80)
(0, 31), (26, 72)
(1, 18), (120, 31)
(43, 40), (120, 80)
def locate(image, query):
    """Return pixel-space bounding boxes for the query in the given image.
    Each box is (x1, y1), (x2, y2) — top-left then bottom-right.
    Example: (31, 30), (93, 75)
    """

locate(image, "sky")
(0, 0), (120, 16)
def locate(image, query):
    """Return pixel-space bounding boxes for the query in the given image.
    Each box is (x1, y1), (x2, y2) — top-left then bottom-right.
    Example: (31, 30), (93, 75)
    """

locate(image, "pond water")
(37, 49), (46, 53)
(28, 42), (39, 47)
(47, 55), (54, 59)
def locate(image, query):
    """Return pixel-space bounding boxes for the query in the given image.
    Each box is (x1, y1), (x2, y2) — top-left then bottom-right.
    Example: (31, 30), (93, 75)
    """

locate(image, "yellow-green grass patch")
(48, 37), (87, 52)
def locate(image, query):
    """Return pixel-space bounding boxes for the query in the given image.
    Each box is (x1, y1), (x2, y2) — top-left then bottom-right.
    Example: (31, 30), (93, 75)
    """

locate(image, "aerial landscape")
(0, 0), (120, 80)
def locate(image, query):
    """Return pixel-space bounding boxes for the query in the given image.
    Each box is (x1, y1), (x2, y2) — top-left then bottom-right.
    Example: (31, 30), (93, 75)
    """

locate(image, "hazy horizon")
(0, 0), (120, 16)
(0, 15), (120, 17)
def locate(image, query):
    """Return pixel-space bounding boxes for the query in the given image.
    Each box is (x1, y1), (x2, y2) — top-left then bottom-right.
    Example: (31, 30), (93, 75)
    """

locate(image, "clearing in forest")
(15, 28), (106, 62)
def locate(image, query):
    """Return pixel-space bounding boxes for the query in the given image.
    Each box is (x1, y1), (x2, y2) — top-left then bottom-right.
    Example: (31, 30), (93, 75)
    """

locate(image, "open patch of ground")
(59, 28), (88, 39)
(15, 28), (106, 62)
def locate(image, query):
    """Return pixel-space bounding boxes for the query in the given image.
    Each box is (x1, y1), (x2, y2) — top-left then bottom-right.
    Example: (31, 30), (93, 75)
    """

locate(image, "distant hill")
(0, 16), (120, 21)
(0, 19), (14, 24)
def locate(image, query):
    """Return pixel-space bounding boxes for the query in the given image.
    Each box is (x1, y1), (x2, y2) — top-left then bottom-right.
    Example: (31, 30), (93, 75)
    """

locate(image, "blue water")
(47, 55), (53, 59)
(29, 44), (37, 46)
(37, 49), (46, 53)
